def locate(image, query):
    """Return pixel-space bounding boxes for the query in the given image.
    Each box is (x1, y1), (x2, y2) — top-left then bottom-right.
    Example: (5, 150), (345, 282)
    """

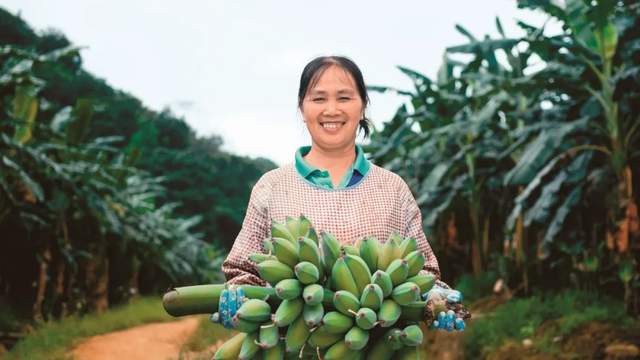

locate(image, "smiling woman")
(298, 57), (370, 187)
(220, 55), (468, 329)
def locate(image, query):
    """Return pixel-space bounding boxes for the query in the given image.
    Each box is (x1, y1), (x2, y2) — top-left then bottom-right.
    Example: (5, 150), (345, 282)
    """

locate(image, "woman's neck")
(304, 143), (357, 187)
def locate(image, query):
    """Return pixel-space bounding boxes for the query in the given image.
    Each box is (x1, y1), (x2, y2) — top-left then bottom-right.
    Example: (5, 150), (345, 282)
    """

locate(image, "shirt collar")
(295, 146), (317, 178)
(352, 144), (371, 176)
(294, 145), (370, 178)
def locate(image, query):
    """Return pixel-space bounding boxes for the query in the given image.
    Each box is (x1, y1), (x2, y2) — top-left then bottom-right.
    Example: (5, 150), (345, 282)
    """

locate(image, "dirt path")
(70, 317), (200, 360)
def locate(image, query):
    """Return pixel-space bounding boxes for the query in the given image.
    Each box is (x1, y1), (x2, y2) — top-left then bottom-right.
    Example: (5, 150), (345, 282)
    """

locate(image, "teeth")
(322, 123), (342, 129)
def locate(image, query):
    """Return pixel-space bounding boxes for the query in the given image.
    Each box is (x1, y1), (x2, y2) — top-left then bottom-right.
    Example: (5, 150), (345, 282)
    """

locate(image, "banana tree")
(508, 0), (640, 309)
(0, 44), (224, 320)
(368, 19), (543, 278)
(368, 0), (639, 310)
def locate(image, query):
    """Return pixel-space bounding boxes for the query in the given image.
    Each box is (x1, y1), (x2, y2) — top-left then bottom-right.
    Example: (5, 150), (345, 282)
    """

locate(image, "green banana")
(236, 298), (272, 322)
(298, 236), (324, 275)
(386, 259), (409, 286)
(303, 283), (324, 305)
(389, 232), (404, 247)
(321, 311), (354, 334)
(272, 237), (299, 268)
(377, 237), (399, 271)
(274, 298), (304, 327)
(307, 226), (319, 244)
(399, 301), (426, 321)
(341, 244), (359, 256)
(263, 341), (284, 360)
(332, 257), (359, 295)
(285, 216), (301, 239)
(405, 273), (436, 294)
(344, 254), (372, 296)
(250, 253), (277, 263)
(242, 285), (277, 301)
(298, 215), (312, 238)
(271, 219), (296, 243)
(391, 282), (420, 306)
(371, 270), (393, 298)
(257, 322), (280, 349)
(365, 337), (394, 360)
(285, 315), (310, 353)
(231, 315), (262, 332)
(238, 332), (260, 360)
(294, 261), (320, 284)
(263, 238), (274, 254)
(325, 340), (358, 360)
(344, 326), (369, 350)
(303, 302), (324, 327)
(213, 332), (246, 360)
(257, 260), (294, 286)
(307, 325), (342, 349)
(398, 237), (417, 258)
(320, 231), (341, 275)
(404, 250), (425, 277)
(275, 278), (302, 300)
(400, 324), (423, 346)
(355, 307), (377, 330)
(333, 290), (361, 316)
(385, 328), (403, 350)
(322, 287), (335, 307)
(359, 236), (380, 273)
(360, 283), (384, 311)
(378, 299), (401, 328)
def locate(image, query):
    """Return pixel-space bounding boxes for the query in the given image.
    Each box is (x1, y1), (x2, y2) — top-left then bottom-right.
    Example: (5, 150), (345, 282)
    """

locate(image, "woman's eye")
(339, 97), (351, 101)
(312, 98), (325, 102)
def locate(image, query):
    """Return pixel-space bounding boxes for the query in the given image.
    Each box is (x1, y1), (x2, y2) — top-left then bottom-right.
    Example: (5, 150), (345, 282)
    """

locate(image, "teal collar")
(295, 145), (370, 189)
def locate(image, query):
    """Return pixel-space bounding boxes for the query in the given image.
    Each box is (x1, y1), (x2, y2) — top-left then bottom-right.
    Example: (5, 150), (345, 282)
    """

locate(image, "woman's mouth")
(321, 122), (345, 130)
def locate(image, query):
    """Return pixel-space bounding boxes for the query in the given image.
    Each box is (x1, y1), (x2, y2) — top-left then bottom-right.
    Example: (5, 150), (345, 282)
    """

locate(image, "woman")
(222, 55), (467, 328)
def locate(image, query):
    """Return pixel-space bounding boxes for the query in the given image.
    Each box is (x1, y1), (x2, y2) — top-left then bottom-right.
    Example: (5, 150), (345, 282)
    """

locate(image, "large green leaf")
(50, 106), (73, 134)
(446, 38), (519, 54)
(12, 85), (38, 144)
(504, 117), (589, 186)
(543, 185), (583, 246)
(506, 153), (564, 231)
(1, 155), (44, 202)
(65, 99), (93, 145)
(524, 152), (592, 227)
(524, 171), (566, 227)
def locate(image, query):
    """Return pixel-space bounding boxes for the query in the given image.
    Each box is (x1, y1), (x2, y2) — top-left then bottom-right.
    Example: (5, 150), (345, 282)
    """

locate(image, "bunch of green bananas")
(212, 215), (438, 360)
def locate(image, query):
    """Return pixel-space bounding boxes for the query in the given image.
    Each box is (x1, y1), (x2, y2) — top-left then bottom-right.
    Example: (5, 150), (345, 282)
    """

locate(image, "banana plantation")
(368, 0), (639, 313)
(0, 7), (274, 325)
(0, 0), (639, 358)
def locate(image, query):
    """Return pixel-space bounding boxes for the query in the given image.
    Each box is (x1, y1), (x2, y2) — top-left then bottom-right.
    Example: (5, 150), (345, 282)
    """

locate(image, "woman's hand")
(423, 284), (471, 331)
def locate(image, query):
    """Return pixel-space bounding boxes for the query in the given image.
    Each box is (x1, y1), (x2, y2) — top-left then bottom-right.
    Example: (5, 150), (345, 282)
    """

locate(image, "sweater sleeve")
(221, 176), (271, 286)
(400, 179), (452, 289)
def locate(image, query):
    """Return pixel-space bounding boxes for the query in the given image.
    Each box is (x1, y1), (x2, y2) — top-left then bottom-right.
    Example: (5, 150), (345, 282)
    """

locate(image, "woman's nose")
(322, 100), (339, 116)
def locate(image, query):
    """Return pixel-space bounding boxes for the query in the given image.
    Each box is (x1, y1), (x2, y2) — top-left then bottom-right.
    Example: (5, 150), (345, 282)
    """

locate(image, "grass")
(463, 290), (637, 358)
(3, 296), (173, 360)
(176, 316), (234, 358)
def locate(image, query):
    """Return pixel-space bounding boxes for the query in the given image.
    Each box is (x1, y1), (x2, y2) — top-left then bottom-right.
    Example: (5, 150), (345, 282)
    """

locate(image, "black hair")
(297, 55), (371, 138)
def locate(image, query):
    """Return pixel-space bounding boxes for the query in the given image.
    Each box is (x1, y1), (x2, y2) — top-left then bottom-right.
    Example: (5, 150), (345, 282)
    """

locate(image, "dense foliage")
(0, 7), (276, 321)
(367, 0), (639, 312)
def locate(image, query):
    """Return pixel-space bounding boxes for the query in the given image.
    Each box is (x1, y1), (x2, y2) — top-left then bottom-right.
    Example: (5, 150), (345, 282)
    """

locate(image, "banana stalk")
(162, 284), (276, 317)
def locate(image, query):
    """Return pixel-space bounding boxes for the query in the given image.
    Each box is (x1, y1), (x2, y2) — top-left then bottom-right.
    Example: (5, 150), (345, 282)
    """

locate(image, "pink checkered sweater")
(222, 163), (448, 288)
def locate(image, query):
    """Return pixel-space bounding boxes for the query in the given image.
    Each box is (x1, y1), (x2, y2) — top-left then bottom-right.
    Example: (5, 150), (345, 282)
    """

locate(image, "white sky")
(3, 1), (559, 165)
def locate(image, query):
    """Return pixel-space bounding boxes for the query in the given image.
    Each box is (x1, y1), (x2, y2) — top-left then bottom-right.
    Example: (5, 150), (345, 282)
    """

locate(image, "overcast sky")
(3, 1), (559, 165)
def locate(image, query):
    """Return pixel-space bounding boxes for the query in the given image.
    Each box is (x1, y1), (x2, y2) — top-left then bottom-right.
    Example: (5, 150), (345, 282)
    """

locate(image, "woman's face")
(301, 65), (364, 152)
